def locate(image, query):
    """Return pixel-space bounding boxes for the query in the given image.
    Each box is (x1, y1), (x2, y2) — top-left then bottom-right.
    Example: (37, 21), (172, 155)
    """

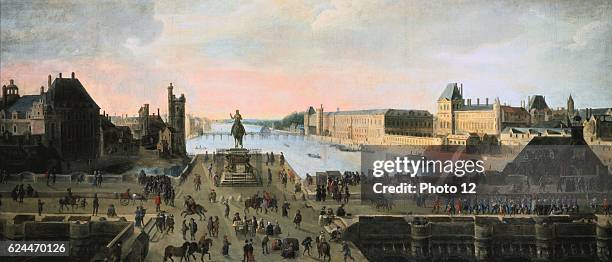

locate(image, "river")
(186, 123), (360, 178)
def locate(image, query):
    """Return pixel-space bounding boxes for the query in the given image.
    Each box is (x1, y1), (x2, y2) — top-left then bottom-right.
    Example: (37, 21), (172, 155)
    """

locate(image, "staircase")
(219, 172), (261, 186)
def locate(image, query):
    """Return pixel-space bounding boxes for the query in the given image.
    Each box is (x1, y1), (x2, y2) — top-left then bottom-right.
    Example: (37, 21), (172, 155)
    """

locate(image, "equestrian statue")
(230, 109), (246, 148)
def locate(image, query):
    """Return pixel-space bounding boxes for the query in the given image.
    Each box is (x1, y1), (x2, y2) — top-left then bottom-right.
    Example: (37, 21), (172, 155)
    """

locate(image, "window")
(13, 125), (17, 134)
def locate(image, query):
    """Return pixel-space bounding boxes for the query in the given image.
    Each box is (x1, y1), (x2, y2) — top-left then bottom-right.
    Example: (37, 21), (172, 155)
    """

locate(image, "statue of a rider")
(230, 109), (246, 148)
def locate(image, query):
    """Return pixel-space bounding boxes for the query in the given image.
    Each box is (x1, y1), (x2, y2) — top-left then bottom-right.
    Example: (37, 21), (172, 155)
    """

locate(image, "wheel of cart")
(119, 192), (131, 206)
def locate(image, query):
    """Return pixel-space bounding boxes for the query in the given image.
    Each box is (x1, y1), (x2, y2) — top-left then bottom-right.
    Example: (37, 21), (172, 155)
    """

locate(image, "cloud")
(0, 0), (610, 118)
(0, 0), (163, 64)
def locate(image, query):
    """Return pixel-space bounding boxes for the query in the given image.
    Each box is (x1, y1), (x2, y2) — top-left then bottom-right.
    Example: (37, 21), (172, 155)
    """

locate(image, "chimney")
(477, 98), (480, 105)
(486, 98), (489, 105)
(460, 84), (463, 96)
(40, 86), (44, 95)
(59, 73), (62, 78)
(9, 79), (14, 85)
(157, 108), (160, 116)
(71, 72), (75, 79)
(48, 74), (52, 88)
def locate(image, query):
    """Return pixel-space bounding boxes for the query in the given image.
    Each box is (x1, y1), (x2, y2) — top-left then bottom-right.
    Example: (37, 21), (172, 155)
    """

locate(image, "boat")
(284, 143), (290, 147)
(307, 153), (321, 159)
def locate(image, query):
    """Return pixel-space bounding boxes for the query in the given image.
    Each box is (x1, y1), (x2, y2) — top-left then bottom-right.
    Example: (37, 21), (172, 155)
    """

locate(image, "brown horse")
(316, 239), (331, 261)
(181, 204), (208, 221)
(244, 196), (263, 214)
(186, 237), (213, 261)
(163, 242), (189, 262)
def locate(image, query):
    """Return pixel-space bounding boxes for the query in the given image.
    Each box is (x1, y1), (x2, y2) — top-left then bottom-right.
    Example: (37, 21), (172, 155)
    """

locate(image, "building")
(584, 114), (612, 145)
(436, 83), (529, 137)
(0, 73), (140, 172)
(167, 83), (186, 155)
(1, 74), (101, 164)
(344, 215), (612, 262)
(500, 127), (572, 146)
(304, 105), (434, 145)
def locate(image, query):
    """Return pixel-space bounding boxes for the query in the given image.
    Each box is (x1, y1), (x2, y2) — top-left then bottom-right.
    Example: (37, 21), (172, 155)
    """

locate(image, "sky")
(1, 0), (610, 119)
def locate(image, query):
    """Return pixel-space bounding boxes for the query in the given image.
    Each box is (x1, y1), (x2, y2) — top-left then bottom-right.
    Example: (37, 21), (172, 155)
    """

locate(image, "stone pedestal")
(218, 148), (261, 186)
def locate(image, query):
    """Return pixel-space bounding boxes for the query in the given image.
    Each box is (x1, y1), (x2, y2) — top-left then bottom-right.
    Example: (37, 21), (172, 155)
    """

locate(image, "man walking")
(261, 234), (269, 255)
(189, 218), (198, 241)
(92, 194), (99, 216)
(37, 199), (44, 216)
(181, 219), (189, 240)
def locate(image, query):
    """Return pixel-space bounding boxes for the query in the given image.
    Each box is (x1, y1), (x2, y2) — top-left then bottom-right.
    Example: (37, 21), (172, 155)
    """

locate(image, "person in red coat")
(154, 194), (161, 212)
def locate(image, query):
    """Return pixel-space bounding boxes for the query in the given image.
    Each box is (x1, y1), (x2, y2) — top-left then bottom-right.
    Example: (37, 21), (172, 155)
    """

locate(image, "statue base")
(217, 148), (262, 187)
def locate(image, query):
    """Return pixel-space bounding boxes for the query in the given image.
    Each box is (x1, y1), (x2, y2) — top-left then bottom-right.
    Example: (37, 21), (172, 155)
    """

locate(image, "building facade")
(436, 83), (529, 137)
(304, 106), (434, 145)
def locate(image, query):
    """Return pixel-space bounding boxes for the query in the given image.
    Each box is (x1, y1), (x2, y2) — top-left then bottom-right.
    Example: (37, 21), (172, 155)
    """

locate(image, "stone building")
(344, 215), (612, 262)
(304, 105), (434, 145)
(0, 73), (101, 170)
(436, 83), (530, 137)
(167, 83), (186, 155)
(584, 114), (612, 145)
(0, 215), (151, 261)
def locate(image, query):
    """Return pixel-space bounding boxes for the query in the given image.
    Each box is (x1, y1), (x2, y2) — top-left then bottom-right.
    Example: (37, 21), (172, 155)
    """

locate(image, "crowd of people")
(139, 171), (175, 207)
(429, 195), (611, 216)
(314, 173), (357, 204)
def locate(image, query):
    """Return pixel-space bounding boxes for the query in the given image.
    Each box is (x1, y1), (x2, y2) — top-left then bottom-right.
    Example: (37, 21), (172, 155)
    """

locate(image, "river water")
(186, 123), (360, 178)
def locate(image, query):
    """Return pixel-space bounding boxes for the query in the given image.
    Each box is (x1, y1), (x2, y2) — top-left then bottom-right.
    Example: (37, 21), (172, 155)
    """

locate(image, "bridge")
(199, 131), (305, 140)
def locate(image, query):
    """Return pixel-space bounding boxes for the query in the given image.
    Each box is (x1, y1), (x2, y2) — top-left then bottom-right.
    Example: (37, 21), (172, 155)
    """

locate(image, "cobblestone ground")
(2, 156), (408, 261)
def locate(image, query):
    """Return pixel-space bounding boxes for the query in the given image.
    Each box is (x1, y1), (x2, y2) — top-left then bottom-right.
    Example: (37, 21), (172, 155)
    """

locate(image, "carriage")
(119, 192), (131, 206)
(233, 221), (246, 236)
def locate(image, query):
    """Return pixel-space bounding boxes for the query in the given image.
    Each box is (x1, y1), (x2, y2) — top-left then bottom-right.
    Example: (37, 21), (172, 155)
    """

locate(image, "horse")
(231, 122), (245, 148)
(244, 196), (263, 214)
(163, 242), (189, 262)
(316, 239), (331, 261)
(181, 204), (208, 221)
(59, 196), (77, 212)
(187, 238), (213, 261)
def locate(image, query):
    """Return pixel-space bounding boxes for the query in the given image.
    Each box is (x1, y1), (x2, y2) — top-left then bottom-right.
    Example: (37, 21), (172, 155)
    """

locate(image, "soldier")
(92, 193), (99, 216)
(302, 236), (312, 256)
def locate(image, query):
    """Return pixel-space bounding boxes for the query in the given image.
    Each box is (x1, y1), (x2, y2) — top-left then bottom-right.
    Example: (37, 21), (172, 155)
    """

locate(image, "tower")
(436, 83), (463, 135)
(173, 94), (186, 154)
(316, 104), (324, 135)
(167, 83), (175, 127)
(567, 94), (575, 117)
(2, 79), (20, 108)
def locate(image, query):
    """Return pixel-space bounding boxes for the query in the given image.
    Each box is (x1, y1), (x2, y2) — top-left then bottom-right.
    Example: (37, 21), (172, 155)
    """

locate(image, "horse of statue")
(230, 110), (246, 148)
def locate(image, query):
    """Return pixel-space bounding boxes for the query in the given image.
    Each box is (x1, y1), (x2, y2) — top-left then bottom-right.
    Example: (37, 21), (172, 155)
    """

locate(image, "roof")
(526, 136), (586, 146)
(438, 83), (462, 101)
(577, 108), (612, 120)
(501, 106), (528, 114)
(46, 77), (100, 109)
(329, 109), (389, 116)
(528, 95), (549, 111)
(326, 109), (431, 117)
(3, 95), (42, 118)
(306, 106), (316, 115)
(461, 104), (493, 111)
(502, 127), (571, 135)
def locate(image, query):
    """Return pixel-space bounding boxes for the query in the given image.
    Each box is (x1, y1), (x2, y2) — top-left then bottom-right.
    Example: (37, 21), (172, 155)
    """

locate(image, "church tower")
(567, 94), (575, 117)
